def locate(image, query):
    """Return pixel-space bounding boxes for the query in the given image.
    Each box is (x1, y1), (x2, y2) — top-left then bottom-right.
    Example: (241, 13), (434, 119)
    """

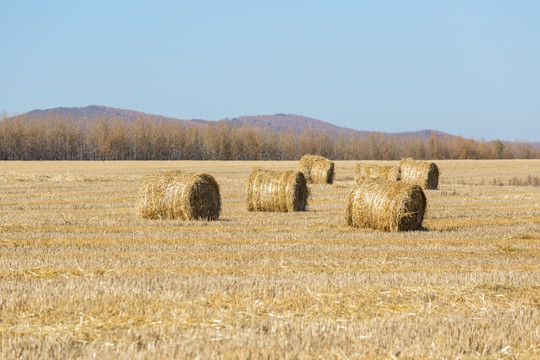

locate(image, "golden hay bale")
(354, 163), (401, 183)
(296, 154), (335, 184)
(399, 158), (439, 190)
(247, 167), (310, 212)
(138, 170), (221, 220)
(346, 177), (427, 231)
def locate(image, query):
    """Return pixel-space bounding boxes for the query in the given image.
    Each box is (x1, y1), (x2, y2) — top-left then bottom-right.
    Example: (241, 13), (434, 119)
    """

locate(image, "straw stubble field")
(0, 160), (539, 359)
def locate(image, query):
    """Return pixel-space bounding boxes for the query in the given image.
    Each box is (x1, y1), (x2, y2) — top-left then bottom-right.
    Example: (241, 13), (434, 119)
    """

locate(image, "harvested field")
(354, 163), (401, 182)
(1, 160), (540, 359)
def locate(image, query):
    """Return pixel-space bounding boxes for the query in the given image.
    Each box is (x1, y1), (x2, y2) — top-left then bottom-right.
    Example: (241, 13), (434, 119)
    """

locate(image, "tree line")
(0, 114), (538, 160)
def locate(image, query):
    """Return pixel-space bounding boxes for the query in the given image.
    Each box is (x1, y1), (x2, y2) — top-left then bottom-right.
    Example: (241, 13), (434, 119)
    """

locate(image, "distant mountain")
(13, 105), (462, 141)
(394, 129), (456, 140)
(20, 105), (192, 125)
(220, 115), (458, 140)
(219, 114), (368, 136)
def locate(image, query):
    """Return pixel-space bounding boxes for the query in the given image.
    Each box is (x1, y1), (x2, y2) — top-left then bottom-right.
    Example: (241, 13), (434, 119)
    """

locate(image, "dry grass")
(454, 175), (540, 187)
(1, 160), (540, 359)
(354, 163), (401, 182)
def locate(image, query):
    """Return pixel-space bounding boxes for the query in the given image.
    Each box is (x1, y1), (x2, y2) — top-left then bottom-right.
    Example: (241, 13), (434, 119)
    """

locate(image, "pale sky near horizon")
(1, 1), (539, 141)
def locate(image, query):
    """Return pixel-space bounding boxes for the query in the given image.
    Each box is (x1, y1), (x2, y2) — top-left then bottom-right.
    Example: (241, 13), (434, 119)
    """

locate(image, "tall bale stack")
(138, 170), (221, 220)
(296, 154), (335, 184)
(247, 167), (309, 212)
(355, 163), (401, 183)
(346, 177), (427, 231)
(399, 158), (439, 189)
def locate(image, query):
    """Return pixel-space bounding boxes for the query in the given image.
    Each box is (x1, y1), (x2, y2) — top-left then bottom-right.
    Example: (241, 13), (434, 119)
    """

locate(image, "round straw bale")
(138, 170), (221, 220)
(346, 177), (426, 231)
(399, 158), (439, 189)
(247, 167), (310, 212)
(355, 163), (401, 183)
(296, 154), (335, 184)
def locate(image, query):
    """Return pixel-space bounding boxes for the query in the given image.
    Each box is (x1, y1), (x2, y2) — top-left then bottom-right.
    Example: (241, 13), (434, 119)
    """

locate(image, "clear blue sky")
(1, 1), (539, 141)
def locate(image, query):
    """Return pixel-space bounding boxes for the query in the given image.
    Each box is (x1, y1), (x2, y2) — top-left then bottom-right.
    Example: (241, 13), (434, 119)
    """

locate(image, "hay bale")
(296, 154), (335, 184)
(138, 170), (221, 220)
(399, 158), (439, 189)
(346, 177), (426, 231)
(355, 163), (401, 183)
(247, 167), (310, 212)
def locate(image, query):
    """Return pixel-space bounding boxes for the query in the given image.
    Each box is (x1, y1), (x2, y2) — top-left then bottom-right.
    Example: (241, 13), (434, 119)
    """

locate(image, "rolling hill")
(20, 105), (191, 125)
(14, 105), (457, 141)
